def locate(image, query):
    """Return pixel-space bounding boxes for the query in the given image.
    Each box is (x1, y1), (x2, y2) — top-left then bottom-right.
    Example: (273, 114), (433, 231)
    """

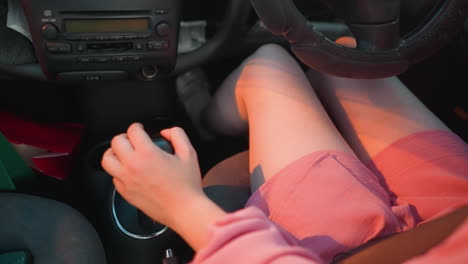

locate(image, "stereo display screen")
(64, 18), (150, 33)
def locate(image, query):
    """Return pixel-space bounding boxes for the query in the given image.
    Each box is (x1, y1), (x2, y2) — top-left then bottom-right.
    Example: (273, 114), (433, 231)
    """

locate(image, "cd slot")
(86, 42), (133, 52)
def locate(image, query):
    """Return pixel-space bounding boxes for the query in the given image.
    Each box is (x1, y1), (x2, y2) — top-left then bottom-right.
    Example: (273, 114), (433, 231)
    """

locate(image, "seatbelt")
(0, 132), (34, 191)
(335, 206), (468, 264)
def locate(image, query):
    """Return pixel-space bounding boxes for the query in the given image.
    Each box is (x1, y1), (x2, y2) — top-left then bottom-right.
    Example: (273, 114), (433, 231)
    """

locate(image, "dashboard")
(3, 0), (334, 81)
(20, 0), (180, 81)
(0, 0), (447, 81)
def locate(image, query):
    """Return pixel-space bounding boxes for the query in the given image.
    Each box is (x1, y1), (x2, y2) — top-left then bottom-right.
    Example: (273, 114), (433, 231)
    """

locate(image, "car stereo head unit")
(20, 0), (180, 80)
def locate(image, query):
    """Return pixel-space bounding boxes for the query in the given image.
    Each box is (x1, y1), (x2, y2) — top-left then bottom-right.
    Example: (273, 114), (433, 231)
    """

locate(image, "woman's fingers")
(127, 123), (155, 151)
(111, 133), (134, 161)
(102, 148), (123, 177)
(160, 127), (195, 160)
(108, 126), (195, 164)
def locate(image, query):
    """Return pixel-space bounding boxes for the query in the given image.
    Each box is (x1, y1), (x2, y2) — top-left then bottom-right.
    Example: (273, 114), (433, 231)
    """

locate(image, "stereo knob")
(42, 23), (59, 40)
(141, 65), (158, 80)
(156, 22), (170, 37)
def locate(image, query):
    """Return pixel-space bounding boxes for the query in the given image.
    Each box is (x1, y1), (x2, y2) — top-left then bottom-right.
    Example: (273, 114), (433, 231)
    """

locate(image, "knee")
(234, 43), (304, 118)
(255, 43), (289, 57)
(237, 43), (298, 88)
(247, 44), (293, 65)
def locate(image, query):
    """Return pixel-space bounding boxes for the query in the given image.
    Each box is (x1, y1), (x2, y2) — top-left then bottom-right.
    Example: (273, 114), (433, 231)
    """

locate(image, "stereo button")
(156, 22), (170, 37)
(123, 35), (138, 40)
(98, 36), (112, 41)
(77, 57), (92, 63)
(111, 56), (127, 62)
(136, 34), (151, 39)
(42, 23), (59, 40)
(95, 57), (111, 63)
(76, 43), (86, 53)
(47, 43), (71, 54)
(110, 35), (124, 41)
(155, 9), (169, 15)
(135, 42), (143, 50)
(147, 40), (169, 51)
(80, 36), (99, 41)
(127, 55), (143, 61)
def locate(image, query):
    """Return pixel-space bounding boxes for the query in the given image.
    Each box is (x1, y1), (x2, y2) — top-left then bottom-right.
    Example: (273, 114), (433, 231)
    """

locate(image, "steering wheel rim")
(174, 0), (251, 75)
(249, 0), (465, 79)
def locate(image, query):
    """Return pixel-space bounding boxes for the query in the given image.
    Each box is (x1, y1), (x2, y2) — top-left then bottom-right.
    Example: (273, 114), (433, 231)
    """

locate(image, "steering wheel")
(250, 0), (465, 79)
(174, 0), (251, 75)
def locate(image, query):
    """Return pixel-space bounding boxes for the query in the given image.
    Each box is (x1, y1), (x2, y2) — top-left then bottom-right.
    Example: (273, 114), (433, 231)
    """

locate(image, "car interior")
(0, 0), (467, 263)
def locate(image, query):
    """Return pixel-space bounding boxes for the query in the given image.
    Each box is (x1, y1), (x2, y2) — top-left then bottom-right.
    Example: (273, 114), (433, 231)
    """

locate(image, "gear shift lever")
(111, 137), (174, 239)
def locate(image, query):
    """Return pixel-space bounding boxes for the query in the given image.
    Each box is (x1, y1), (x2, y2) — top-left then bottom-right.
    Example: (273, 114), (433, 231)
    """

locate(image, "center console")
(20, 0), (180, 80)
(81, 138), (192, 264)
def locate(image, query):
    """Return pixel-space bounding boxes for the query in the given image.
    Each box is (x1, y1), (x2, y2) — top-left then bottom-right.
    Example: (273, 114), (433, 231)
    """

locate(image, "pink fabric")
(367, 130), (468, 223)
(192, 207), (323, 264)
(192, 131), (468, 264)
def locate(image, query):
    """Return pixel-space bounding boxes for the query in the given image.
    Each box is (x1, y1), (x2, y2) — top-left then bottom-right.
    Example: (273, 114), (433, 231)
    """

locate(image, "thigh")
(306, 71), (450, 161)
(235, 45), (354, 191)
(306, 71), (468, 221)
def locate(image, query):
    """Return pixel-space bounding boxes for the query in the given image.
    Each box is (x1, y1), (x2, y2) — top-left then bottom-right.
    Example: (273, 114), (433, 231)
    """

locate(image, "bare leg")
(204, 44), (354, 192)
(306, 70), (450, 162)
(305, 71), (468, 222)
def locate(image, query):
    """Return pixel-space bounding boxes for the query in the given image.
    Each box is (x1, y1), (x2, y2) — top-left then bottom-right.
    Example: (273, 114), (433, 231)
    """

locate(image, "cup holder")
(111, 188), (168, 240)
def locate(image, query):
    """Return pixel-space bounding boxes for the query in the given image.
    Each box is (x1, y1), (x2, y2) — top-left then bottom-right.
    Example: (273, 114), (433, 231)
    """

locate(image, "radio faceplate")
(20, 0), (180, 80)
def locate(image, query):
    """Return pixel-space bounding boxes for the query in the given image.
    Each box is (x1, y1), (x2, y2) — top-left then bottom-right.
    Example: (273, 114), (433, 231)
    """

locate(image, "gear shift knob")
(152, 137), (174, 154)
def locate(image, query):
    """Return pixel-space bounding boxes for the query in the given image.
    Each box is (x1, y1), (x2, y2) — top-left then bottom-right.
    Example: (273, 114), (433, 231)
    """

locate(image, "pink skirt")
(245, 130), (468, 263)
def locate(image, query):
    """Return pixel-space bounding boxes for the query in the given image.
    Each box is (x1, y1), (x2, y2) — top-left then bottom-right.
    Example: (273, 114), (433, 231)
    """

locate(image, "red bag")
(0, 111), (84, 180)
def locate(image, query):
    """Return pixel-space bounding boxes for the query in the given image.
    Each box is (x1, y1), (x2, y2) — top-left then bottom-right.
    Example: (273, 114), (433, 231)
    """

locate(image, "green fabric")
(0, 159), (15, 190)
(0, 132), (34, 191)
(0, 251), (30, 264)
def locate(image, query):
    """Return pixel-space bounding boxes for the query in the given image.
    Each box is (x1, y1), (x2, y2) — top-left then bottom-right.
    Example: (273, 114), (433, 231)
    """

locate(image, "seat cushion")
(0, 193), (106, 264)
(0, 250), (31, 264)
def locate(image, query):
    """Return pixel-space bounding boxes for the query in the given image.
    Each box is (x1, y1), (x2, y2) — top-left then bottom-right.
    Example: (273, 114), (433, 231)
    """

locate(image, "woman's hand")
(101, 123), (205, 228)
